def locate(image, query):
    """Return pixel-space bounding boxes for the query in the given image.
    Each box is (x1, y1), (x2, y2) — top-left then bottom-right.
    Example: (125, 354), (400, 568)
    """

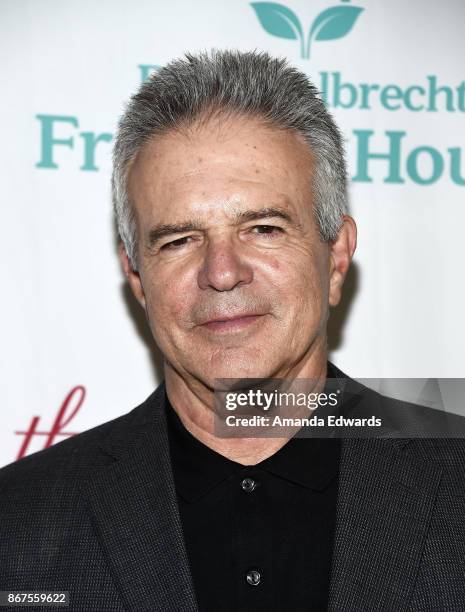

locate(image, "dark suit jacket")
(1, 364), (465, 611)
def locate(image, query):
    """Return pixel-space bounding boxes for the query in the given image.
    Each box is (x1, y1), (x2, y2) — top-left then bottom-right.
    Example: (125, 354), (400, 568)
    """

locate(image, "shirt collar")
(165, 361), (342, 503)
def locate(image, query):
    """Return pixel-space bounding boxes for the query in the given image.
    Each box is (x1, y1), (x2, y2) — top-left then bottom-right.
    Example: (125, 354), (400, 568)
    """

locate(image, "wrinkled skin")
(120, 114), (356, 462)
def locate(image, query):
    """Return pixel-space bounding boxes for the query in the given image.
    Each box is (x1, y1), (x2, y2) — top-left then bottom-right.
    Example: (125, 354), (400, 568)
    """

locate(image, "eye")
(251, 224), (284, 236)
(160, 236), (192, 251)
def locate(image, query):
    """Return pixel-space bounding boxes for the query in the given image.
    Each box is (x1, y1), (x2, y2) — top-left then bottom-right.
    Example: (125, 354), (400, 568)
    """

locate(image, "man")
(1, 49), (464, 611)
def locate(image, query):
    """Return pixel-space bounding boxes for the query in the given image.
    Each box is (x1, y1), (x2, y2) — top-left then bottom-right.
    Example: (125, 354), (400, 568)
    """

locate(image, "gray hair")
(112, 48), (348, 270)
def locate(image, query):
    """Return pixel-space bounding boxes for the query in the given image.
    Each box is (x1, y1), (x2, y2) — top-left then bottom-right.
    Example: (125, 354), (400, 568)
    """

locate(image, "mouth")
(200, 313), (266, 333)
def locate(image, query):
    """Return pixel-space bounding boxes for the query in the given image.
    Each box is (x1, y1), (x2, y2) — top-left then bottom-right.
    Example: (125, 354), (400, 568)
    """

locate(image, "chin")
(199, 358), (276, 388)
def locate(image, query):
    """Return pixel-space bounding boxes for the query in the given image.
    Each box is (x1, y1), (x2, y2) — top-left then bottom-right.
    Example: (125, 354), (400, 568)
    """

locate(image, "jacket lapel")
(328, 436), (442, 611)
(80, 383), (199, 612)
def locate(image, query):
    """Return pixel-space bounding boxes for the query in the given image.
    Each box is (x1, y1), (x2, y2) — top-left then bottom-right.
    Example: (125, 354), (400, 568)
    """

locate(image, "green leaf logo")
(251, 2), (364, 59)
(251, 2), (305, 57)
(307, 5), (363, 58)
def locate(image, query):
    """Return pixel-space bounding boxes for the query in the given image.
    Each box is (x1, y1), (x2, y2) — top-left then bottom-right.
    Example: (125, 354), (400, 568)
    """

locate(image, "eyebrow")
(146, 206), (301, 249)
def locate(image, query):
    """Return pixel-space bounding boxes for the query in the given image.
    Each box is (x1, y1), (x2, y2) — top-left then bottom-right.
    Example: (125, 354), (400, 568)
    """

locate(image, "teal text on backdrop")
(36, 64), (465, 185)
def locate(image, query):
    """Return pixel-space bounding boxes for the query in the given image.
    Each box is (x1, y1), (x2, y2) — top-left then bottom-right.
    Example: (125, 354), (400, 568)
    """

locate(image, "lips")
(201, 313), (264, 325)
(199, 313), (266, 333)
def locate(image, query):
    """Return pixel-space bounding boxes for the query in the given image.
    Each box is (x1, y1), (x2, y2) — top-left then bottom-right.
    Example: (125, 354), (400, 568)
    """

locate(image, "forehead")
(127, 114), (315, 222)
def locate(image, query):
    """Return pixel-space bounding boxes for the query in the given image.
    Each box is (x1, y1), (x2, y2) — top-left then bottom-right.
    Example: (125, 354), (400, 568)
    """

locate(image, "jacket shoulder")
(0, 415), (119, 494)
(331, 361), (465, 471)
(0, 386), (164, 493)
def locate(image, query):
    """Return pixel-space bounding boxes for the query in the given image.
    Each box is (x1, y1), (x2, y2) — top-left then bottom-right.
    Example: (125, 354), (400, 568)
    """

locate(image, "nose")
(197, 235), (253, 291)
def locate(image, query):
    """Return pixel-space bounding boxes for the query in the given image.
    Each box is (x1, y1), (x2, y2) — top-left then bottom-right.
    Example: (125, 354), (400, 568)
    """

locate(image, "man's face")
(124, 114), (354, 386)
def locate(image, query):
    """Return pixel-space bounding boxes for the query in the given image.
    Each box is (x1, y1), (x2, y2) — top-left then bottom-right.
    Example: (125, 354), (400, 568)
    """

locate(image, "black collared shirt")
(165, 368), (341, 612)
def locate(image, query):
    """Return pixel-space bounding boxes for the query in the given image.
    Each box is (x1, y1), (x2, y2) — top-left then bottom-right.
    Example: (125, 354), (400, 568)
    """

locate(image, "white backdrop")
(1, 0), (464, 466)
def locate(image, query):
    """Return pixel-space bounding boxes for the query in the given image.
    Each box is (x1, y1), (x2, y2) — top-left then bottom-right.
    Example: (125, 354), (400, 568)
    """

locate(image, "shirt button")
(246, 569), (261, 586)
(240, 477), (257, 492)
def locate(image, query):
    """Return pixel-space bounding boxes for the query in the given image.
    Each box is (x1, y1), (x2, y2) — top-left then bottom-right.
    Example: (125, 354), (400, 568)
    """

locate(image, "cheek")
(141, 271), (174, 314)
(270, 250), (324, 293)
(145, 270), (195, 325)
(279, 254), (329, 316)
(267, 256), (281, 272)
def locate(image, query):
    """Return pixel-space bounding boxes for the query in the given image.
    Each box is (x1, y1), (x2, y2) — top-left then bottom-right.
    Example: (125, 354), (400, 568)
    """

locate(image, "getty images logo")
(251, 0), (363, 59)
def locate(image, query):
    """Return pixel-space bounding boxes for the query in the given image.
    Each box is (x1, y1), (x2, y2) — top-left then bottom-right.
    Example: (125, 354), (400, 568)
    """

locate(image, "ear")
(118, 242), (146, 309)
(328, 215), (357, 307)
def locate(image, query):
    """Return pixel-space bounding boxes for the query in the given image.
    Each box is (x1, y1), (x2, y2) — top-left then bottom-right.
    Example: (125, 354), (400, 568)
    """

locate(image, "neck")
(164, 341), (328, 465)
